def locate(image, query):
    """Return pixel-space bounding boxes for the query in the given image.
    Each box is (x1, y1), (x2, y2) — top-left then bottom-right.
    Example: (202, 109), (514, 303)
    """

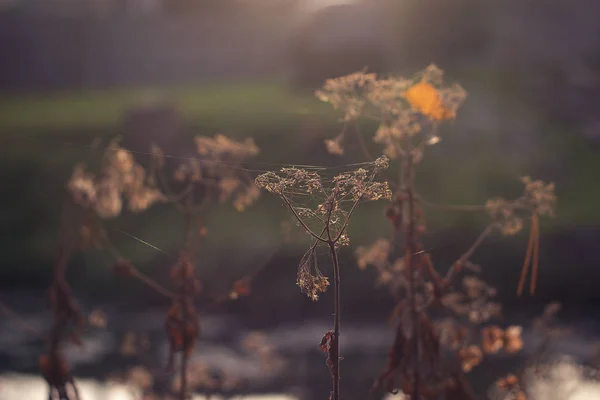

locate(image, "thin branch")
(324, 192), (336, 241)
(352, 122), (374, 161)
(457, 224), (497, 265)
(130, 268), (176, 298)
(157, 168), (186, 213)
(203, 247), (280, 310)
(334, 196), (361, 243)
(328, 242), (342, 400)
(281, 194), (328, 243)
(403, 151), (421, 400)
(444, 223), (498, 286)
(333, 167), (381, 243)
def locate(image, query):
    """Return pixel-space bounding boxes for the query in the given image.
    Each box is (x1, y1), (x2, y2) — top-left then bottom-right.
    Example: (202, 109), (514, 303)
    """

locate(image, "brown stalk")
(328, 240), (342, 400)
(279, 185), (358, 400)
(402, 150), (421, 400)
(324, 193), (342, 400)
(517, 213), (537, 297)
(178, 190), (196, 400)
(530, 213), (540, 295)
(443, 223), (498, 288)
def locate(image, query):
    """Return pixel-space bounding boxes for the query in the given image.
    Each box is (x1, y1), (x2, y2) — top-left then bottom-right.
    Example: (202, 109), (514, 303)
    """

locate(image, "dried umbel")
(67, 140), (166, 219)
(256, 157), (390, 400)
(297, 248), (330, 301)
(485, 176), (557, 295)
(317, 64), (468, 158)
(255, 156), (391, 300)
(195, 134), (259, 160)
(187, 134), (261, 211)
(69, 133), (262, 400)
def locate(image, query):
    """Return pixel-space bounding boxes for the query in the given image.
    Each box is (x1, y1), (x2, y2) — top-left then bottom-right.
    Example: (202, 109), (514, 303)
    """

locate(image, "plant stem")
(403, 152), (421, 400)
(328, 242), (341, 400)
(180, 350), (188, 400)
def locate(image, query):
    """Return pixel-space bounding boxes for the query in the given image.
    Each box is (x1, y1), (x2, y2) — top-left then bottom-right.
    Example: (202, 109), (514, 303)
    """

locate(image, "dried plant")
(255, 156), (391, 400)
(65, 133), (263, 399)
(490, 302), (567, 400)
(318, 65), (557, 399)
(4, 66), (563, 400)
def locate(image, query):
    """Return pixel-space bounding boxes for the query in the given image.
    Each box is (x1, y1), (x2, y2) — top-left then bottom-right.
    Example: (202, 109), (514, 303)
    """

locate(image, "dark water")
(2, 297), (600, 400)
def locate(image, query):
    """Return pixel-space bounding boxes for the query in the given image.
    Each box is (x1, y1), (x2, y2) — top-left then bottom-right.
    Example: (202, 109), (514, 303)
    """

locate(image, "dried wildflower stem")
(530, 213), (540, 295)
(102, 233), (176, 298)
(402, 149), (421, 400)
(281, 195), (327, 243)
(320, 193), (342, 400)
(517, 212), (540, 296)
(44, 241), (83, 400)
(352, 123), (374, 161)
(445, 223), (498, 284)
(327, 241), (342, 400)
(180, 192), (194, 400)
(131, 268), (176, 298)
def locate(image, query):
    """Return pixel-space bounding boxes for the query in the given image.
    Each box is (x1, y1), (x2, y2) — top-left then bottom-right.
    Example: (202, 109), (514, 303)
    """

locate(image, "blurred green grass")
(0, 82), (335, 133)
(2, 78), (600, 277)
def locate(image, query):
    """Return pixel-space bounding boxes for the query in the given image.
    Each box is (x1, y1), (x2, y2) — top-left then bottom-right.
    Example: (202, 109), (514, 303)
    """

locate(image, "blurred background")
(1, 0), (600, 399)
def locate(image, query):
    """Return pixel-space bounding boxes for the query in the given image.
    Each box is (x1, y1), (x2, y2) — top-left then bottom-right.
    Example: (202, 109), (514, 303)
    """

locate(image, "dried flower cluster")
(188, 134), (261, 212)
(5, 62), (562, 400)
(256, 156), (391, 300)
(485, 176), (556, 237)
(485, 176), (556, 295)
(488, 302), (567, 400)
(255, 156), (391, 399)
(317, 64), (467, 159)
(68, 140), (166, 218)
(65, 132), (263, 400)
(315, 65), (557, 400)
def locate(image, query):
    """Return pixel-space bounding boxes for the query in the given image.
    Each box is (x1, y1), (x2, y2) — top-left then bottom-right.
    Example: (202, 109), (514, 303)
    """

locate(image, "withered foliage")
(317, 65), (557, 399)
(489, 302), (567, 400)
(256, 156), (391, 301)
(65, 133), (263, 399)
(38, 247), (84, 400)
(255, 156), (391, 399)
(4, 64), (562, 400)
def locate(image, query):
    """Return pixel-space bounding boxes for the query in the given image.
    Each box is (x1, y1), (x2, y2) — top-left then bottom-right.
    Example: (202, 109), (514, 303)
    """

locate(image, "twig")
(352, 123), (374, 161)
(131, 268), (176, 299)
(281, 194), (327, 243)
